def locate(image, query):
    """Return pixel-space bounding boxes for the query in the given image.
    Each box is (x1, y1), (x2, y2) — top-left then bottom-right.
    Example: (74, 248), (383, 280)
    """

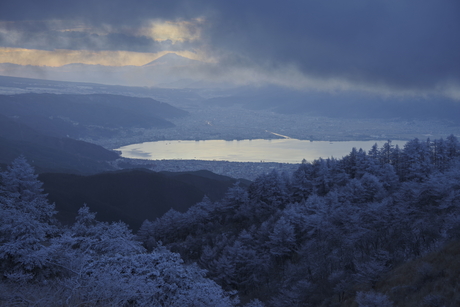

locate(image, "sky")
(0, 0), (459, 98)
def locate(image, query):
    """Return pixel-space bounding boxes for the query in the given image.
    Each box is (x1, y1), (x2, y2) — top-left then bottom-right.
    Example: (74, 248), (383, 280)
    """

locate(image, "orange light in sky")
(144, 19), (204, 42)
(0, 48), (202, 67)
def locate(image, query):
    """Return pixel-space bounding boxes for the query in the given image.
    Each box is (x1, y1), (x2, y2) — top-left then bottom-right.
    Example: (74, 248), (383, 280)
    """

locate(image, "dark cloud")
(1, 0), (459, 94)
(0, 0), (186, 24)
(202, 0), (460, 92)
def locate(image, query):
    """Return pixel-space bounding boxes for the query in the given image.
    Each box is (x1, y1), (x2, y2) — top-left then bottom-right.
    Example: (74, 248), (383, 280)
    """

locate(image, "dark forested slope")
(40, 169), (247, 230)
(0, 92), (190, 173)
(0, 113), (118, 173)
(0, 93), (188, 139)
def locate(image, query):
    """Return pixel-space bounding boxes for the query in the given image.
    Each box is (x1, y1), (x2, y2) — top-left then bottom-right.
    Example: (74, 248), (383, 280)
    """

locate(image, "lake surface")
(116, 139), (407, 164)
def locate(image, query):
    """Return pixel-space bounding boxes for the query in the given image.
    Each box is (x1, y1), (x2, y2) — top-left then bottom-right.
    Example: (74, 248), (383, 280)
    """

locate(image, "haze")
(2, 2), (460, 305)
(1, 0), (460, 166)
(1, 0), (459, 99)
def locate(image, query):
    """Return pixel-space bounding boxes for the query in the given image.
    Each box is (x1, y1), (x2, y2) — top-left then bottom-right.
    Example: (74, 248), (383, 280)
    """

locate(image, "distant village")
(112, 158), (300, 181)
(85, 103), (459, 149)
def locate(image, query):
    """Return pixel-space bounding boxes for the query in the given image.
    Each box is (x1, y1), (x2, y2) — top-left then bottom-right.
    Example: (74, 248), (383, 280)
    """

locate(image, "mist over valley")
(1, 1), (460, 305)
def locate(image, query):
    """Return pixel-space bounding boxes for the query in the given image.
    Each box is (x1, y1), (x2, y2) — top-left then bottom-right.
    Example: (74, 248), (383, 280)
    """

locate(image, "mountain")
(205, 85), (460, 123)
(0, 92), (191, 173)
(0, 54), (207, 88)
(0, 75), (205, 104)
(143, 53), (199, 67)
(0, 52), (227, 88)
(39, 169), (248, 230)
(0, 113), (118, 174)
(0, 93), (187, 139)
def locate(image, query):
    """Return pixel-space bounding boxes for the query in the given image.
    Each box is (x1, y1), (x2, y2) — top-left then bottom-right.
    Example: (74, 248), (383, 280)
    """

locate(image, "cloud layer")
(1, 0), (459, 97)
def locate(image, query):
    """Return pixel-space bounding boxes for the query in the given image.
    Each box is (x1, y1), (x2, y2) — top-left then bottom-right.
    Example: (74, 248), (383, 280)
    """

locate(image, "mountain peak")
(143, 53), (198, 67)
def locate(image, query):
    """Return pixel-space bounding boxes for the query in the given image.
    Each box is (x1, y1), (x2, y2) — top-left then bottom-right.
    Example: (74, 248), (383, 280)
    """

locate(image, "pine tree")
(291, 162), (315, 202)
(0, 156), (57, 273)
(268, 216), (297, 257)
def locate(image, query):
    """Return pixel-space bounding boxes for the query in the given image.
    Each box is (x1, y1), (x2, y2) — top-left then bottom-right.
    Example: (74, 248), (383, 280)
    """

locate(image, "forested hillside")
(0, 113), (119, 174)
(1, 136), (460, 306)
(0, 157), (238, 306)
(0, 93), (189, 174)
(0, 93), (187, 139)
(137, 135), (460, 306)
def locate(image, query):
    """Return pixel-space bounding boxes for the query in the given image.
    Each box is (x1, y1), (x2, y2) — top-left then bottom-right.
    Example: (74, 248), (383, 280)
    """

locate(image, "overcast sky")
(0, 0), (459, 98)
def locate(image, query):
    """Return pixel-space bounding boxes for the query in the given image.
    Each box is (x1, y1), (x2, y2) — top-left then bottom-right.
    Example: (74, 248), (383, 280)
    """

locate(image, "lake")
(115, 139), (407, 164)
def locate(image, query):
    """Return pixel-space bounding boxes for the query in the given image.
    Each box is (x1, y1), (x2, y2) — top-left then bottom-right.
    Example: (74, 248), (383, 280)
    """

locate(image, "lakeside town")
(111, 157), (300, 181)
(83, 104), (460, 149)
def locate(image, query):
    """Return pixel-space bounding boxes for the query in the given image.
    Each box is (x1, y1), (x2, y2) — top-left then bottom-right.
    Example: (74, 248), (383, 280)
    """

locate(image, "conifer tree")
(0, 156), (56, 273)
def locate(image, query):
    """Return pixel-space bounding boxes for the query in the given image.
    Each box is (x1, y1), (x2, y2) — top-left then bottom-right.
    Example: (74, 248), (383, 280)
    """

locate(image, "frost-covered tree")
(149, 208), (184, 243)
(65, 205), (144, 256)
(0, 156), (57, 274)
(380, 140), (393, 165)
(356, 291), (393, 307)
(1, 200), (237, 306)
(0, 156), (56, 223)
(291, 162), (315, 202)
(400, 138), (432, 182)
(446, 134), (460, 159)
(250, 169), (289, 203)
(136, 219), (157, 251)
(268, 216), (296, 258)
(66, 248), (238, 307)
(312, 159), (331, 196)
(130, 136), (460, 306)
(244, 298), (266, 307)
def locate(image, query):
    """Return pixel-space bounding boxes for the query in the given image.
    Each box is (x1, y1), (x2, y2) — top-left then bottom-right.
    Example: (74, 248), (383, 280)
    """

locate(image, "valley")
(2, 2), (460, 305)
(2, 75), (460, 147)
(87, 104), (460, 149)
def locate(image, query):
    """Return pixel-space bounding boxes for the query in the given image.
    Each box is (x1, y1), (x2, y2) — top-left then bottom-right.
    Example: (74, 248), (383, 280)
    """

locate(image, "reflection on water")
(116, 139), (407, 164)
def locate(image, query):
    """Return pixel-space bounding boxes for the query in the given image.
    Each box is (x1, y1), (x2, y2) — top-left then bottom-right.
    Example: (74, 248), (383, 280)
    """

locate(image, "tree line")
(138, 135), (460, 306)
(1, 135), (460, 306)
(0, 156), (240, 306)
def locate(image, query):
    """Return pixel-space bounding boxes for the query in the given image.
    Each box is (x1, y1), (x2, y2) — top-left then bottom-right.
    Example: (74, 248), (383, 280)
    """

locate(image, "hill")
(39, 169), (247, 230)
(373, 240), (460, 307)
(134, 136), (460, 306)
(205, 86), (460, 123)
(337, 240), (460, 307)
(0, 113), (118, 174)
(0, 93), (188, 139)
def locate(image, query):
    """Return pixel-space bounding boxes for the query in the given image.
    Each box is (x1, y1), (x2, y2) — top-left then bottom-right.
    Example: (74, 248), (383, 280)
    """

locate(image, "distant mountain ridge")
(205, 86), (460, 123)
(0, 53), (214, 88)
(0, 113), (118, 174)
(0, 93), (187, 139)
(0, 92), (188, 173)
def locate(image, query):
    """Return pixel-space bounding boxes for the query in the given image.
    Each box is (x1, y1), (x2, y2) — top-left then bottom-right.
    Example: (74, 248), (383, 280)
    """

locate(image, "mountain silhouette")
(143, 53), (199, 67)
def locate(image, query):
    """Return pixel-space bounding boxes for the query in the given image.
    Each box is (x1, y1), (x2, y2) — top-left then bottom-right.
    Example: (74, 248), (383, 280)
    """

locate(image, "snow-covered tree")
(65, 205), (144, 257)
(68, 248), (237, 307)
(400, 138), (432, 182)
(0, 156), (56, 274)
(0, 155), (56, 223)
(291, 162), (315, 202)
(268, 216), (297, 258)
(356, 291), (393, 307)
(248, 169), (289, 208)
(136, 219), (158, 251)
